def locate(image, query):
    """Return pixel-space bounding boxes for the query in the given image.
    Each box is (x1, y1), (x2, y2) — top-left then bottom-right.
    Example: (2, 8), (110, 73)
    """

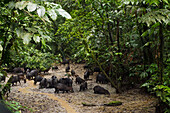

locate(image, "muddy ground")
(7, 64), (157, 113)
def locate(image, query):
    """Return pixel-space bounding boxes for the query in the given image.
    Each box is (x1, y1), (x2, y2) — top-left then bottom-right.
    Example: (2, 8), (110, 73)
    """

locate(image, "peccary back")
(54, 83), (74, 93)
(52, 66), (58, 71)
(10, 75), (21, 86)
(96, 74), (108, 84)
(46, 76), (58, 88)
(26, 69), (39, 80)
(43, 67), (51, 73)
(39, 78), (47, 89)
(93, 85), (110, 95)
(17, 73), (26, 83)
(13, 67), (24, 73)
(34, 75), (43, 85)
(58, 78), (72, 87)
(71, 69), (75, 76)
(75, 76), (85, 84)
(79, 82), (87, 91)
(84, 70), (90, 80)
(65, 65), (70, 72)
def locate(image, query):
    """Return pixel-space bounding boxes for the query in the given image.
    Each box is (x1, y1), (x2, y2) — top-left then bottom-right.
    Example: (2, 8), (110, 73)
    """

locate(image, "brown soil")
(7, 64), (157, 113)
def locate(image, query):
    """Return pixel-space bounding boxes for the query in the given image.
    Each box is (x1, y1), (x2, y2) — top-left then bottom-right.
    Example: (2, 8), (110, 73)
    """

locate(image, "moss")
(105, 101), (122, 106)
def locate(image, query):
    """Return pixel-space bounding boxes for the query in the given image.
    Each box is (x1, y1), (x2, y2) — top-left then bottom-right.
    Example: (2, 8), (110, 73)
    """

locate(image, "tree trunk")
(159, 2), (164, 83)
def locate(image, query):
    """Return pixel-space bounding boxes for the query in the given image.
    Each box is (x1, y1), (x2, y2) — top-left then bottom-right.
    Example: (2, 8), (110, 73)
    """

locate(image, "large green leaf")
(56, 8), (72, 19)
(27, 2), (37, 12)
(22, 33), (32, 44)
(33, 35), (41, 43)
(8, 1), (15, 9)
(48, 9), (57, 20)
(15, 1), (27, 10)
(16, 28), (23, 38)
(37, 6), (45, 17)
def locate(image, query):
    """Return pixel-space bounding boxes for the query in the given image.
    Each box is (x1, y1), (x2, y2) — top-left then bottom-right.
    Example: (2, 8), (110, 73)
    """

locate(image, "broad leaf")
(56, 9), (72, 19)
(22, 33), (32, 44)
(37, 6), (45, 17)
(16, 28), (23, 38)
(8, 1), (15, 9)
(27, 2), (37, 12)
(43, 15), (51, 23)
(15, 1), (27, 10)
(33, 35), (40, 43)
(48, 9), (57, 20)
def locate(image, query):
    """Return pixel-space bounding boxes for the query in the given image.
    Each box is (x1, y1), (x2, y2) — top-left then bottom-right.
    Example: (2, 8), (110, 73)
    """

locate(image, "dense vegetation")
(0, 0), (169, 112)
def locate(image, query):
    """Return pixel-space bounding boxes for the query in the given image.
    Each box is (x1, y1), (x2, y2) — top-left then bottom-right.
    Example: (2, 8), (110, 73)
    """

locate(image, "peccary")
(75, 76), (85, 84)
(0, 74), (6, 82)
(26, 69), (39, 80)
(43, 67), (51, 73)
(46, 76), (58, 88)
(65, 65), (70, 72)
(79, 82), (87, 91)
(84, 70), (90, 80)
(71, 69), (75, 76)
(94, 67), (101, 73)
(13, 67), (24, 73)
(83, 64), (89, 69)
(39, 78), (47, 89)
(52, 66), (58, 71)
(58, 78), (72, 87)
(10, 75), (21, 86)
(17, 73), (26, 83)
(34, 75), (43, 85)
(60, 59), (69, 65)
(54, 83), (74, 93)
(93, 85), (110, 95)
(96, 73), (108, 84)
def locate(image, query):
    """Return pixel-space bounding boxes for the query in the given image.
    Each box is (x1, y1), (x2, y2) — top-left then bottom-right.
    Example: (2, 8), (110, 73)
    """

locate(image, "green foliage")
(10, 47), (56, 71)
(141, 63), (170, 110)
(5, 100), (33, 113)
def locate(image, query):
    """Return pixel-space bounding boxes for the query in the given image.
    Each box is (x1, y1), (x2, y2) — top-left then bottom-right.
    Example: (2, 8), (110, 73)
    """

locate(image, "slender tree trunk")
(106, 13), (113, 45)
(159, 2), (164, 83)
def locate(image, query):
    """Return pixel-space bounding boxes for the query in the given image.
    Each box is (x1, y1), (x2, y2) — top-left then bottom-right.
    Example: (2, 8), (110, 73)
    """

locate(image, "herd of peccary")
(0, 63), (111, 96)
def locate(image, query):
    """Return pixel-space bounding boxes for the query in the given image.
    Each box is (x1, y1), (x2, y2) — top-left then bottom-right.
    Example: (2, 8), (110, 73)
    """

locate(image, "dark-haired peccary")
(93, 85), (110, 95)
(46, 76), (58, 88)
(75, 76), (85, 84)
(58, 78), (72, 87)
(54, 83), (74, 93)
(94, 67), (101, 73)
(65, 65), (70, 72)
(17, 73), (26, 83)
(13, 67), (24, 73)
(43, 67), (51, 73)
(0, 74), (6, 82)
(84, 70), (90, 80)
(71, 69), (75, 76)
(52, 66), (58, 71)
(60, 59), (69, 65)
(79, 82), (87, 91)
(96, 73), (108, 84)
(26, 69), (39, 80)
(10, 75), (21, 86)
(39, 78), (47, 89)
(34, 75), (43, 85)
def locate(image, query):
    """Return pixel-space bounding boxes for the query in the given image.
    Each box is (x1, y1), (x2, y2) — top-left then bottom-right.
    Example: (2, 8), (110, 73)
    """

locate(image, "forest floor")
(7, 64), (158, 113)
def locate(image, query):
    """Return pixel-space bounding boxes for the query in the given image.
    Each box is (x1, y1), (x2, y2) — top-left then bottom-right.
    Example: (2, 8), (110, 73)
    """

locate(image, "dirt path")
(7, 64), (157, 113)
(18, 81), (77, 113)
